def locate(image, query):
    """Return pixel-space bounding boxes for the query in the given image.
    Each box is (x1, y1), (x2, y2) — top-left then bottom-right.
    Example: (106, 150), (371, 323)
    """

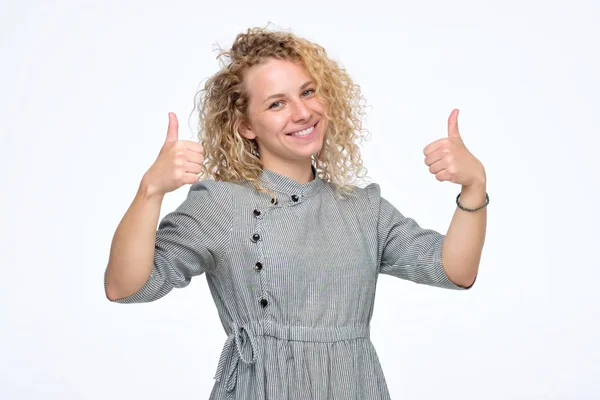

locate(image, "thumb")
(165, 112), (179, 142)
(447, 108), (461, 139)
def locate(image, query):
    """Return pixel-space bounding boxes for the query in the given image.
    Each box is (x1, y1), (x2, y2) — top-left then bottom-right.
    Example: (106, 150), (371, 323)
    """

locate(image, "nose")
(291, 99), (311, 123)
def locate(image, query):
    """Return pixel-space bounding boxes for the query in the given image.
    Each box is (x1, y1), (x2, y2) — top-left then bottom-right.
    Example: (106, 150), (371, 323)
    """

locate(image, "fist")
(423, 109), (486, 187)
(142, 112), (205, 196)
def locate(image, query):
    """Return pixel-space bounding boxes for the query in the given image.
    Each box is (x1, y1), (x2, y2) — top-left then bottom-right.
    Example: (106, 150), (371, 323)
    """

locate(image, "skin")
(104, 49), (486, 302)
(423, 109), (487, 287)
(239, 58), (328, 184)
(241, 58), (486, 287)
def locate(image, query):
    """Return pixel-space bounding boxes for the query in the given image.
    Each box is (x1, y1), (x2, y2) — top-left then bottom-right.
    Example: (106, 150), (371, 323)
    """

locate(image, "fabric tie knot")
(214, 322), (258, 392)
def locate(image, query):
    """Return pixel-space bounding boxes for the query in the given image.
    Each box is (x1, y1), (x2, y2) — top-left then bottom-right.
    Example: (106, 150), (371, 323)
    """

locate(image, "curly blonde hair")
(193, 26), (369, 198)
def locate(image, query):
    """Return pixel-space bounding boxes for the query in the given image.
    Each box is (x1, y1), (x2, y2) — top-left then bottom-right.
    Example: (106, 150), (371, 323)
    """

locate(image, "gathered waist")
(214, 320), (371, 393)
(234, 319), (371, 342)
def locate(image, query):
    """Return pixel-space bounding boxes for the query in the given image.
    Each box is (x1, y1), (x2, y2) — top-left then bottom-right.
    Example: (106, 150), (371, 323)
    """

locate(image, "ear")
(238, 121), (256, 140)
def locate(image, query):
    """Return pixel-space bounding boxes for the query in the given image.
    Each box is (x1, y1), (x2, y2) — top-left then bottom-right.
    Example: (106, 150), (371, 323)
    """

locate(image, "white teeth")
(291, 126), (314, 136)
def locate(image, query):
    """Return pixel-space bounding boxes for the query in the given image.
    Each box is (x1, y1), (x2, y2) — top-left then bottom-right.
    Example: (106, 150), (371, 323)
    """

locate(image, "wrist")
(462, 162), (486, 190)
(461, 169), (486, 192)
(461, 181), (486, 193)
(459, 182), (487, 209)
(139, 175), (165, 201)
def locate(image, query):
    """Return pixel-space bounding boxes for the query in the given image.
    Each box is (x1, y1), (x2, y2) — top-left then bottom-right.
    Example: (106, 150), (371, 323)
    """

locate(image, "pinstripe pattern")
(105, 165), (471, 399)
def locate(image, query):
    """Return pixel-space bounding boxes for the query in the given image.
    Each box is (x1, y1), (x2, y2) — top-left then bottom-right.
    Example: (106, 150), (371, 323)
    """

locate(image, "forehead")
(244, 58), (312, 98)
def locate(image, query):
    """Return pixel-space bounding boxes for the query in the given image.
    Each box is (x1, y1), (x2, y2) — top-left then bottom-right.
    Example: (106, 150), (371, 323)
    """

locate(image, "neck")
(262, 159), (314, 184)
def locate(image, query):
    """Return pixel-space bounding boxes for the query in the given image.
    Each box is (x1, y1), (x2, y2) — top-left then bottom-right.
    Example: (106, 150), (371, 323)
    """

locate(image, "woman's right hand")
(141, 112), (205, 197)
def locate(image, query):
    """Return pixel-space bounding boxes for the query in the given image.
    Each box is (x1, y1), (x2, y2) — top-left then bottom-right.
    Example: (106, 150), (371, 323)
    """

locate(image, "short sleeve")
(367, 183), (472, 290)
(106, 179), (233, 303)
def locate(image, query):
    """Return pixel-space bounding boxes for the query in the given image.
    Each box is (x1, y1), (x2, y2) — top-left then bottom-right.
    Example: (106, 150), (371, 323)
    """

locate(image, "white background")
(1, 0), (599, 399)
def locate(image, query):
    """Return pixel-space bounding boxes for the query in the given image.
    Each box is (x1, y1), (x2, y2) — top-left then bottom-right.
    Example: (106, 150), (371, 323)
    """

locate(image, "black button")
(255, 262), (263, 271)
(253, 209), (261, 217)
(291, 195), (299, 202)
(259, 298), (268, 308)
(270, 197), (278, 205)
(252, 233), (260, 242)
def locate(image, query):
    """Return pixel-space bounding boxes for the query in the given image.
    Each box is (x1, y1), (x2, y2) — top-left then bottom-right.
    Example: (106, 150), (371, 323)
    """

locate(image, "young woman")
(104, 27), (488, 400)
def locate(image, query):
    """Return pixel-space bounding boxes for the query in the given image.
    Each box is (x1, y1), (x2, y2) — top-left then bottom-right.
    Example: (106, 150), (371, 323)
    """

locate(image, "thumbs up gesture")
(423, 109), (486, 187)
(142, 112), (205, 196)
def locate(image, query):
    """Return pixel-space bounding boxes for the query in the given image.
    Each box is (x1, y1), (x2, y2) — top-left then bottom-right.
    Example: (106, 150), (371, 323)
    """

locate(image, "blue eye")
(303, 89), (315, 97)
(269, 101), (282, 109)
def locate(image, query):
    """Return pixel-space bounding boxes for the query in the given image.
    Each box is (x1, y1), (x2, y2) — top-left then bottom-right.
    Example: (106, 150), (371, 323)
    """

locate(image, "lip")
(286, 121), (318, 139)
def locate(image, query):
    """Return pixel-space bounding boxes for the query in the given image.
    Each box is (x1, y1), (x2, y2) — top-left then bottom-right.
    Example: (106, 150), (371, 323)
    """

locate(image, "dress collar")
(258, 165), (324, 197)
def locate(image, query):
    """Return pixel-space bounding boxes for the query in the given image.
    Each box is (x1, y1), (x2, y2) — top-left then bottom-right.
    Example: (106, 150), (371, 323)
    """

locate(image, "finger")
(166, 112), (179, 142)
(183, 161), (203, 174)
(177, 140), (204, 154)
(423, 138), (448, 156)
(184, 150), (205, 166)
(429, 158), (446, 175)
(435, 170), (451, 182)
(447, 109), (460, 138)
(424, 147), (444, 166)
(182, 172), (201, 185)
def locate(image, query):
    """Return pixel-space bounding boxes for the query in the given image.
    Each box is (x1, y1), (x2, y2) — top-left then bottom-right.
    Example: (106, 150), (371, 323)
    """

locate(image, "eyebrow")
(262, 81), (315, 105)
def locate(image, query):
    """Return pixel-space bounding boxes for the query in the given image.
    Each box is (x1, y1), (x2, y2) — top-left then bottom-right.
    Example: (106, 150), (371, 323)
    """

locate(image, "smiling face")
(239, 58), (327, 176)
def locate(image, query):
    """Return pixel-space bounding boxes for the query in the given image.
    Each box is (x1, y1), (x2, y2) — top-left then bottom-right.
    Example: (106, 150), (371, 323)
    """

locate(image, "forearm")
(104, 176), (164, 301)
(441, 182), (487, 287)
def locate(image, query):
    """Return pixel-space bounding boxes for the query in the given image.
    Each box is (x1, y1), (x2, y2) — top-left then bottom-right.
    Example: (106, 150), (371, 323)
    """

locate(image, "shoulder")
(188, 178), (233, 200)
(321, 181), (384, 214)
(329, 181), (383, 203)
(173, 179), (234, 218)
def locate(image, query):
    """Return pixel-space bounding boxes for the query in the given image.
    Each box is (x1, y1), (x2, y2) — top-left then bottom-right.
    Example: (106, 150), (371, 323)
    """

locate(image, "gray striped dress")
(106, 166), (472, 399)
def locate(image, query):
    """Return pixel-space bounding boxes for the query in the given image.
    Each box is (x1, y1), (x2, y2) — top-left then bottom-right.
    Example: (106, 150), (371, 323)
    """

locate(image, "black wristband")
(456, 192), (489, 212)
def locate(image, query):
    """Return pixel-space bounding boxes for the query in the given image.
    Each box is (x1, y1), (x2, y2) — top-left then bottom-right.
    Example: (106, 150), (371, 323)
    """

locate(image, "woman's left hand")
(423, 109), (486, 187)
